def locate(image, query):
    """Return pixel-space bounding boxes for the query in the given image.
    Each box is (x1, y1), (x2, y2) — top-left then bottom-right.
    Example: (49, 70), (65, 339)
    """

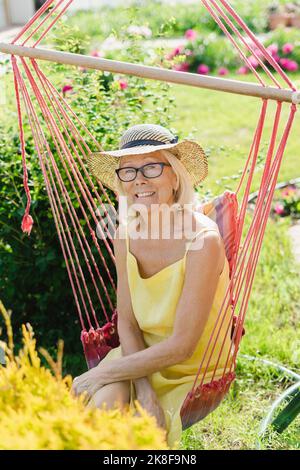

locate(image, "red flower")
(90, 50), (103, 58)
(118, 79), (128, 90)
(267, 43), (279, 56)
(279, 58), (290, 68)
(62, 84), (73, 96)
(274, 203), (285, 215)
(282, 43), (294, 55)
(197, 64), (210, 75)
(173, 62), (190, 72)
(185, 29), (198, 41)
(237, 66), (248, 75)
(165, 45), (184, 60)
(286, 60), (298, 72)
(273, 54), (281, 63)
(218, 67), (229, 76)
(248, 55), (259, 68)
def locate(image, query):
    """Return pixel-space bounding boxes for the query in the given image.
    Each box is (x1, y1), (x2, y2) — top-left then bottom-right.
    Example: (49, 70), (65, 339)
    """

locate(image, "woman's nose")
(134, 168), (148, 183)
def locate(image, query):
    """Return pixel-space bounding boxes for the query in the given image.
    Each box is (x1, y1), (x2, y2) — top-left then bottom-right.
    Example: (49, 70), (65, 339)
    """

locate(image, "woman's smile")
(134, 191), (156, 200)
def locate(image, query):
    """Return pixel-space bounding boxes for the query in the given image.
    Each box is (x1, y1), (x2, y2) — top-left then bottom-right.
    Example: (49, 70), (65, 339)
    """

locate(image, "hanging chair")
(0, 0), (299, 432)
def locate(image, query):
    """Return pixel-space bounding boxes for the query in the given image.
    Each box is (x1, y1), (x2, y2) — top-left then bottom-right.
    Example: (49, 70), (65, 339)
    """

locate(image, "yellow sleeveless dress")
(100, 215), (234, 448)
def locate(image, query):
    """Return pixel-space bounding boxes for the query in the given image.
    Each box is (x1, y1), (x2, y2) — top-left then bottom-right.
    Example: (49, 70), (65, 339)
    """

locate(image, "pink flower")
(173, 62), (190, 72)
(286, 60), (298, 72)
(267, 43), (278, 56)
(237, 66), (248, 75)
(165, 45), (184, 60)
(197, 63), (210, 75)
(118, 79), (128, 90)
(253, 48), (265, 60)
(279, 58), (298, 71)
(273, 54), (281, 63)
(282, 43), (294, 55)
(218, 67), (229, 76)
(185, 29), (198, 40)
(62, 84), (73, 96)
(248, 55), (259, 68)
(279, 58), (290, 69)
(90, 50), (103, 58)
(173, 45), (184, 56)
(274, 203), (285, 215)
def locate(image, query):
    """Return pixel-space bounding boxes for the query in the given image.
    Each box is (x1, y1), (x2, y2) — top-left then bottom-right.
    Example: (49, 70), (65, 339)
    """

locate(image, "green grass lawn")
(169, 71), (300, 196)
(179, 216), (300, 450)
(167, 72), (300, 449)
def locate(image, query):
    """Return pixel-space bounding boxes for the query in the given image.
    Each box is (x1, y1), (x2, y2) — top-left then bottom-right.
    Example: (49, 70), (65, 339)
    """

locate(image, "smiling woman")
(82, 123), (234, 447)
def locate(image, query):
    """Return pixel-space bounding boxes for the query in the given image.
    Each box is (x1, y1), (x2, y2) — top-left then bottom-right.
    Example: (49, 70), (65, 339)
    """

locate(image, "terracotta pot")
(268, 13), (289, 29)
(290, 13), (300, 27)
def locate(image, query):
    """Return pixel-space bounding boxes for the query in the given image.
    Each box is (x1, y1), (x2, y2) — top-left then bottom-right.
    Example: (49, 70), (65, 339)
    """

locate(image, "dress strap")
(184, 227), (220, 253)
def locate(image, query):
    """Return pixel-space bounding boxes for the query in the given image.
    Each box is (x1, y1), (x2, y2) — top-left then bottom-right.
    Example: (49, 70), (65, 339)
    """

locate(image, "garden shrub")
(0, 301), (171, 450)
(0, 23), (176, 377)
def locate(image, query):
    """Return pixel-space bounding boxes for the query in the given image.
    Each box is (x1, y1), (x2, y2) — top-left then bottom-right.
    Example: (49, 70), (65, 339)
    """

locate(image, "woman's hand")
(135, 386), (167, 431)
(71, 366), (106, 399)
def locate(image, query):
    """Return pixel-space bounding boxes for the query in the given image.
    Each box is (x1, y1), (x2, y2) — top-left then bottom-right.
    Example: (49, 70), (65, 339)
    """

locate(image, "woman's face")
(118, 150), (177, 210)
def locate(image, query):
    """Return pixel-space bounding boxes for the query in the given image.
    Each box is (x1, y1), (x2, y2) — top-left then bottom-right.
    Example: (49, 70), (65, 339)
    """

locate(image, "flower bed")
(272, 184), (300, 219)
(164, 28), (299, 76)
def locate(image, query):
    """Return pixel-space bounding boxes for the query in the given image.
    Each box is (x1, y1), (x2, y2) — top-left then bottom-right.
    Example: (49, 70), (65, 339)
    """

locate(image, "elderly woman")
(72, 124), (233, 447)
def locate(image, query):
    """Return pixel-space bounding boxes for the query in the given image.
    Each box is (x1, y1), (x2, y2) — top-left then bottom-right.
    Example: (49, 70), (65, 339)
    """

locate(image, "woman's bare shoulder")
(190, 210), (220, 236)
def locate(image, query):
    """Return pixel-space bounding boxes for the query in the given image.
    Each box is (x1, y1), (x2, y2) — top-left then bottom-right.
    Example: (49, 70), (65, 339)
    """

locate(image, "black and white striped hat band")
(121, 136), (178, 150)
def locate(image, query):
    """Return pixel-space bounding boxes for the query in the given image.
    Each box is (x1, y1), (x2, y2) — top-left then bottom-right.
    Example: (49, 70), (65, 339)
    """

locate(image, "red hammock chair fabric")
(5, 0), (298, 431)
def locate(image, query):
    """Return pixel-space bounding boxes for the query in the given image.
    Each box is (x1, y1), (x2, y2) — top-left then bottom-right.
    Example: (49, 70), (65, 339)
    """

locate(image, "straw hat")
(86, 124), (208, 192)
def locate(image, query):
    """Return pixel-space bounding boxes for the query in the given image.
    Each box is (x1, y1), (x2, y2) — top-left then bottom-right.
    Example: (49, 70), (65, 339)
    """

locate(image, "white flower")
(127, 25), (141, 35)
(127, 25), (152, 38)
(140, 26), (152, 38)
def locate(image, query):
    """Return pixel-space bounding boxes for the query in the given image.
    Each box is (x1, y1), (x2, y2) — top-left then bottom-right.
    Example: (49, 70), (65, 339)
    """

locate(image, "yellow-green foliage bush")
(0, 301), (171, 450)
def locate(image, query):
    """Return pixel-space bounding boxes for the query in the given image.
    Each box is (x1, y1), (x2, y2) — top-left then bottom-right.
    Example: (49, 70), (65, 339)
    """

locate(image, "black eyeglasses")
(115, 162), (171, 182)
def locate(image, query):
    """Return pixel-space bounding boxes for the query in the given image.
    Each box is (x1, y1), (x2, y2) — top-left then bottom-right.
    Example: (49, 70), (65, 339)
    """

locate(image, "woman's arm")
(72, 230), (225, 395)
(114, 225), (153, 396)
(93, 230), (225, 384)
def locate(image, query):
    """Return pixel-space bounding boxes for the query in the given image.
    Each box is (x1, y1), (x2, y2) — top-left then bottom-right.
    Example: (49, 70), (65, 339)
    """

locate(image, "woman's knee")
(87, 381), (130, 410)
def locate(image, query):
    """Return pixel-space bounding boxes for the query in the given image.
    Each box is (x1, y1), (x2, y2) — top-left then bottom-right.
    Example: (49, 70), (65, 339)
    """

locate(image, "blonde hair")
(114, 149), (202, 223)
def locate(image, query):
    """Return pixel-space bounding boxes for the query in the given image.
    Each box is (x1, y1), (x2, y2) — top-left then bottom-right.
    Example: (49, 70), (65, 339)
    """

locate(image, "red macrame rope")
(217, 0), (297, 91)
(31, 61), (117, 238)
(11, 0), (56, 44)
(16, 59), (96, 329)
(9, 0), (299, 428)
(31, 61), (116, 321)
(12, 56), (34, 236)
(21, 0), (67, 47)
(227, 103), (297, 371)
(12, 57), (86, 330)
(202, 0), (267, 86)
(33, 0), (75, 47)
(183, 102), (297, 425)
(24, 59), (118, 240)
(23, 58), (116, 264)
(204, 0), (282, 88)
(31, 60), (116, 248)
(188, 100), (268, 391)
(20, 57), (115, 319)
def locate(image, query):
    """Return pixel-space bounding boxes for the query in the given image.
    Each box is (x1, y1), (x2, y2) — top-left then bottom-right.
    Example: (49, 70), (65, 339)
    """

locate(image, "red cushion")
(195, 191), (239, 277)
